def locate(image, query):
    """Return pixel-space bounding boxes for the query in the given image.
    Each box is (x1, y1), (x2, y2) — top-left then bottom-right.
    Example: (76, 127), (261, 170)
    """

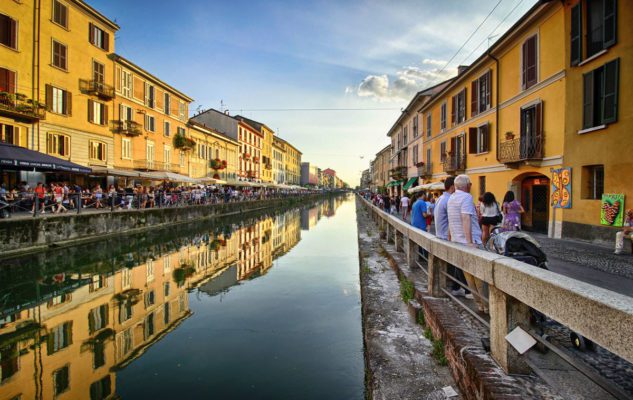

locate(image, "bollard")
(77, 194), (82, 213)
(489, 286), (532, 374)
(427, 251), (447, 297)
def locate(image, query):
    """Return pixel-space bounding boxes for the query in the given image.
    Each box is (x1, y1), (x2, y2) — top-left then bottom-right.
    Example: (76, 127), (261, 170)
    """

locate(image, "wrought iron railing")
(418, 163), (432, 178)
(111, 120), (143, 136)
(442, 154), (466, 173)
(499, 135), (544, 164)
(389, 166), (407, 179)
(0, 94), (46, 121)
(79, 79), (115, 99)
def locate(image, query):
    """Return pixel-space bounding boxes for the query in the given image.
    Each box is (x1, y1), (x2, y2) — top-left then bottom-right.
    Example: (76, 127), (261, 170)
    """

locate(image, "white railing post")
(489, 285), (532, 374)
(407, 237), (417, 269)
(427, 252), (447, 297)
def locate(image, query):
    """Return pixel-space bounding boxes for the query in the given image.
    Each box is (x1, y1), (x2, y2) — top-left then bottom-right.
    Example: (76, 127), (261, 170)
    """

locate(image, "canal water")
(0, 195), (364, 400)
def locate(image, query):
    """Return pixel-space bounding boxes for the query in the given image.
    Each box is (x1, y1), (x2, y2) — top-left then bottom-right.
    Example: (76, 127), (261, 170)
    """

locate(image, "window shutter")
(89, 23), (94, 44)
(526, 36), (537, 88)
(103, 31), (110, 51)
(602, 58), (619, 124)
(65, 91), (72, 116)
(461, 88), (467, 121)
(521, 41), (528, 89)
(582, 71), (594, 129)
(103, 104), (109, 125)
(482, 124), (490, 152)
(468, 127), (477, 154)
(64, 135), (70, 157)
(450, 136), (457, 154)
(570, 4), (582, 66)
(471, 80), (478, 117)
(9, 18), (16, 49)
(603, 0), (617, 48)
(485, 71), (492, 110)
(451, 96), (456, 125)
(45, 84), (53, 110)
(88, 99), (94, 122)
(0, 68), (15, 93)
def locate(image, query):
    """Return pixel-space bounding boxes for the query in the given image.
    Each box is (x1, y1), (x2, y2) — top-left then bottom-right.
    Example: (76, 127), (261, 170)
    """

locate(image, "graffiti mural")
(601, 194), (625, 226)
(551, 167), (572, 209)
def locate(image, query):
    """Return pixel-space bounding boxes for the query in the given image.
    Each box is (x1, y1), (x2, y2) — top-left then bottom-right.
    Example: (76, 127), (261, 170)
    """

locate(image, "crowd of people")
(0, 180), (316, 218)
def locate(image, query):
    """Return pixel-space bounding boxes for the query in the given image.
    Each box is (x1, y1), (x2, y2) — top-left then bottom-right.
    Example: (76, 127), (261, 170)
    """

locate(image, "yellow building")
(1, 0), (119, 185)
(560, 0), (632, 241)
(276, 137), (302, 185)
(187, 120), (239, 182)
(235, 116), (275, 183)
(110, 54), (193, 179)
(418, 1), (566, 236)
(272, 136), (286, 184)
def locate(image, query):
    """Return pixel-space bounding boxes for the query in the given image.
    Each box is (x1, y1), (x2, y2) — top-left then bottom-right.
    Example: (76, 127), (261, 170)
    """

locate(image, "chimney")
(457, 65), (469, 76)
(224, 110), (230, 115)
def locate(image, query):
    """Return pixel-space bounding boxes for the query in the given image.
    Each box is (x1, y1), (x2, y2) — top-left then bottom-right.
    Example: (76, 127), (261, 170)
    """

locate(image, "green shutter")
(570, 3), (582, 66)
(582, 71), (594, 129)
(603, 0), (617, 48)
(602, 58), (619, 124)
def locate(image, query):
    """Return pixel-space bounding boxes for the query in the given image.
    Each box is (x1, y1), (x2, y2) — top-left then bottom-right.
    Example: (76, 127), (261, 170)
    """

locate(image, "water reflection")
(0, 196), (348, 400)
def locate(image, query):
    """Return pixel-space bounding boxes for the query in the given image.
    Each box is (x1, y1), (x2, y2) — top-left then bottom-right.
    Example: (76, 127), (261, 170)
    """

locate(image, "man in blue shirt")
(410, 194), (428, 231)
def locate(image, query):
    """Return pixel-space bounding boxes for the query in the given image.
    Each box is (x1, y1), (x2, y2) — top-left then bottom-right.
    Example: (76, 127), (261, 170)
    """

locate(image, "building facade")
(276, 137), (302, 185)
(187, 121), (239, 182)
(272, 137), (285, 184)
(237, 120), (262, 182)
(300, 162), (319, 186)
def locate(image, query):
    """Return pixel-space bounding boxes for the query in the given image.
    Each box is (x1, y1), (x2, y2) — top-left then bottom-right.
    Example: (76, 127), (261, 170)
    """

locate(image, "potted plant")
(505, 131), (515, 140)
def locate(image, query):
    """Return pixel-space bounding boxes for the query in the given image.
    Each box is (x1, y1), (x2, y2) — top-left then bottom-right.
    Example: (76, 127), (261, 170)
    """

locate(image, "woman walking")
(501, 191), (524, 232)
(479, 192), (502, 244)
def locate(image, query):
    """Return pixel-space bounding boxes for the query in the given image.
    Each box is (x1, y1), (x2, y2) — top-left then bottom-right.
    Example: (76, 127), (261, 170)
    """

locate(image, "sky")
(90, 0), (538, 186)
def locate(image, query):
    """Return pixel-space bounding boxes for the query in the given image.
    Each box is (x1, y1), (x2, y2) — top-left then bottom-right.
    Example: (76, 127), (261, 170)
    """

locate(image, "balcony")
(417, 162), (432, 179)
(499, 135), (544, 166)
(442, 154), (466, 174)
(133, 160), (181, 172)
(111, 120), (142, 136)
(389, 166), (407, 180)
(79, 79), (115, 99)
(0, 93), (46, 122)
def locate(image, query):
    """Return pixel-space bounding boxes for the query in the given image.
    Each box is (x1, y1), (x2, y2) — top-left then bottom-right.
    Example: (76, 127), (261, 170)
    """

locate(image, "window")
(89, 23), (109, 51)
(145, 83), (155, 108)
(479, 176), (486, 196)
(164, 145), (171, 165)
(52, 0), (68, 28)
(519, 102), (543, 159)
(0, 67), (16, 93)
(403, 126), (408, 145)
(88, 100), (108, 125)
(412, 115), (418, 137)
(178, 101), (186, 120)
(117, 329), (133, 358)
(46, 132), (70, 157)
(92, 60), (105, 84)
(164, 93), (171, 114)
(426, 148), (431, 167)
(412, 144), (419, 165)
(146, 260), (154, 282)
(0, 14), (18, 50)
(90, 275), (106, 292)
(582, 165), (604, 199)
(440, 102), (447, 130)
(52, 40), (67, 70)
(586, 0), (617, 59)
(570, 3), (583, 66)
(121, 137), (131, 160)
(47, 322), (72, 354)
(145, 115), (155, 132)
(53, 365), (70, 395)
(583, 58), (619, 129)
(0, 124), (23, 146)
(146, 141), (155, 164)
(89, 375), (112, 400)
(46, 85), (71, 115)
(468, 124), (489, 154)
(89, 141), (107, 162)
(119, 300), (132, 323)
(164, 282), (171, 297)
(440, 141), (447, 162)
(426, 114), (432, 137)
(47, 293), (71, 308)
(179, 152), (185, 167)
(521, 35), (538, 90)
(93, 339), (105, 369)
(472, 70), (492, 117)
(88, 304), (108, 334)
(451, 89), (467, 125)
(144, 313), (155, 340)
(121, 70), (132, 98)
(162, 121), (171, 138)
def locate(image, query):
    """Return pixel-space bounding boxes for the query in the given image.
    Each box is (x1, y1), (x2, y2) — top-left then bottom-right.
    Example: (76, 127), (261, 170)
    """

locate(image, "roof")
(187, 120), (239, 145)
(323, 168), (336, 176)
(274, 136), (302, 155)
(189, 108), (238, 140)
(109, 54), (194, 102)
(234, 115), (274, 134)
(73, 0), (119, 31)
(376, 144), (391, 157)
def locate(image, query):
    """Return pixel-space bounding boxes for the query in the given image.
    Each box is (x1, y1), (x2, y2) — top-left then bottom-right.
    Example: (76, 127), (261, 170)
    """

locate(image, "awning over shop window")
(0, 143), (92, 173)
(402, 177), (418, 191)
(386, 180), (404, 188)
(89, 166), (140, 177)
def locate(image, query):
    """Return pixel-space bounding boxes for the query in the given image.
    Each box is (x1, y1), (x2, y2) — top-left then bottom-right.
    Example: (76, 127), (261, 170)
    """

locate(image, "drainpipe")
(487, 50), (501, 162)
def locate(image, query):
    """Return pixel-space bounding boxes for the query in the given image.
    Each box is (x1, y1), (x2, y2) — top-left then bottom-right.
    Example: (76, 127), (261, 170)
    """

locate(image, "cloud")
(354, 62), (456, 102)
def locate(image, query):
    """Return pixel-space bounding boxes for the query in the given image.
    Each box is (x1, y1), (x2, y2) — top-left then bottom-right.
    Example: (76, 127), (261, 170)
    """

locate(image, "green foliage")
(432, 339), (448, 366)
(424, 327), (433, 340)
(416, 311), (426, 327)
(399, 275), (415, 302)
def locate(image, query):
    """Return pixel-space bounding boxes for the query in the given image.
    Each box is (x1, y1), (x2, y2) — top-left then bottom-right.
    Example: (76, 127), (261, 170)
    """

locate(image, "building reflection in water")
(0, 196), (346, 400)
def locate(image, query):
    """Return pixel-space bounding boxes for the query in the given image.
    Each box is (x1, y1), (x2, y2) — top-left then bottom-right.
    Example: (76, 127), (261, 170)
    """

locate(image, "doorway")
(520, 175), (549, 233)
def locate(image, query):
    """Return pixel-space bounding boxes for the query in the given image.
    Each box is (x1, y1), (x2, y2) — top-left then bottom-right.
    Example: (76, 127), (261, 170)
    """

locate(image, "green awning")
(402, 177), (418, 191)
(386, 180), (403, 188)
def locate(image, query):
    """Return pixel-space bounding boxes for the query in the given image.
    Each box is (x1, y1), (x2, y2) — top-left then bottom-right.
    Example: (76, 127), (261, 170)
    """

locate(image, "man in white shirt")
(400, 194), (410, 220)
(447, 174), (487, 313)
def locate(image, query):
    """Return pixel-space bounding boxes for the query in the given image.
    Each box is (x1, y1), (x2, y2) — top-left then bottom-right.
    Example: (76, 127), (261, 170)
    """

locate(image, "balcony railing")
(133, 160), (181, 172)
(111, 120), (143, 136)
(442, 154), (466, 173)
(417, 163), (432, 178)
(389, 166), (407, 180)
(79, 79), (115, 99)
(499, 135), (544, 164)
(0, 93), (46, 122)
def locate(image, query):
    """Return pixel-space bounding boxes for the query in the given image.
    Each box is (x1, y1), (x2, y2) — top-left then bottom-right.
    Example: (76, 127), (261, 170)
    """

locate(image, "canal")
(0, 194), (364, 400)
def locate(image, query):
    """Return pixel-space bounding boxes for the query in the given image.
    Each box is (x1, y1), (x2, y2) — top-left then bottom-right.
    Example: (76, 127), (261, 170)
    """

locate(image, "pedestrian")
(53, 182), (67, 213)
(614, 209), (633, 255)
(389, 195), (396, 215)
(479, 192), (502, 245)
(410, 194), (428, 231)
(383, 194), (391, 213)
(425, 195), (435, 232)
(400, 193), (410, 220)
(33, 182), (46, 214)
(395, 194), (401, 214)
(94, 184), (104, 209)
(447, 174), (487, 313)
(501, 191), (524, 232)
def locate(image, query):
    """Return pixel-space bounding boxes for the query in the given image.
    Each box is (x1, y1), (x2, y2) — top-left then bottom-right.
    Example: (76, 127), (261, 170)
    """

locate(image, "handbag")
(494, 202), (503, 224)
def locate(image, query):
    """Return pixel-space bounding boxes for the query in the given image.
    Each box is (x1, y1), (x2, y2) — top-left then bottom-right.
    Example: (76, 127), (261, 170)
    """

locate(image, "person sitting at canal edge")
(447, 174), (487, 313)
(401, 193), (410, 220)
(614, 209), (633, 255)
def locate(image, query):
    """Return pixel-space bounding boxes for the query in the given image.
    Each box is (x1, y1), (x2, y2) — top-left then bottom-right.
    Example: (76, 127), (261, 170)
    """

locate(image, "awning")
(139, 171), (196, 183)
(386, 180), (403, 188)
(89, 166), (140, 178)
(199, 177), (228, 185)
(402, 177), (418, 191)
(0, 143), (92, 173)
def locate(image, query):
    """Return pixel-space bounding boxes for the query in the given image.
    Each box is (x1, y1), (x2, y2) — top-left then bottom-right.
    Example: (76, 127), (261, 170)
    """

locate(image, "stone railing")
(360, 196), (633, 373)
